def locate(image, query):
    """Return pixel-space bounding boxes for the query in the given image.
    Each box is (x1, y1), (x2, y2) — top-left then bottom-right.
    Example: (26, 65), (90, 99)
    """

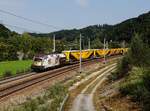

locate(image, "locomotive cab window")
(34, 58), (42, 62)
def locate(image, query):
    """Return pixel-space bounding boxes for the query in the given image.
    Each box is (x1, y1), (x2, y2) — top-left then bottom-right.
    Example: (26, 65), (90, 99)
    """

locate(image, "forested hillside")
(31, 11), (150, 44)
(0, 24), (18, 38)
(0, 24), (11, 38)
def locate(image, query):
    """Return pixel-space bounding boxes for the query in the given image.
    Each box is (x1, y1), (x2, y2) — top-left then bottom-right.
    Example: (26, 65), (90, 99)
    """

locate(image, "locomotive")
(31, 48), (128, 71)
(31, 53), (66, 71)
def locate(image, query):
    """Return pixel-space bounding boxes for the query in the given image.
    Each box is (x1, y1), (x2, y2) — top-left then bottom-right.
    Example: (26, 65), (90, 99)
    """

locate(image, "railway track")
(0, 58), (103, 99)
(0, 59), (97, 85)
(0, 58), (101, 89)
(0, 56), (121, 100)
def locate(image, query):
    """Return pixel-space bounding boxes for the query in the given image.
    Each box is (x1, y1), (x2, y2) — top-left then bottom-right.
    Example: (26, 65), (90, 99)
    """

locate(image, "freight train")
(31, 48), (128, 71)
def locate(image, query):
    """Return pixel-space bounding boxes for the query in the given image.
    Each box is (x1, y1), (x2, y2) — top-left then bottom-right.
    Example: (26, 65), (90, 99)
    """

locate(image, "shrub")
(120, 80), (146, 101)
(37, 96), (45, 104)
(16, 70), (23, 74)
(143, 68), (150, 91)
(118, 55), (131, 74)
(47, 84), (67, 98)
(119, 67), (150, 111)
(108, 71), (118, 81)
(23, 99), (39, 111)
(3, 70), (12, 77)
(142, 69), (150, 111)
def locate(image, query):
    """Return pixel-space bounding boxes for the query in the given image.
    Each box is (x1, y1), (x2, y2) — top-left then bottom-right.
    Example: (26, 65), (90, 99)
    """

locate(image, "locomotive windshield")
(34, 58), (42, 62)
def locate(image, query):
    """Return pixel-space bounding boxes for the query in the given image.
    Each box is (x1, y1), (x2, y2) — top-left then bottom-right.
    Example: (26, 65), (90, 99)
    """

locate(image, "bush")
(143, 69), (150, 91)
(108, 71), (119, 81)
(118, 55), (131, 74)
(3, 70), (12, 77)
(16, 70), (23, 74)
(120, 80), (146, 101)
(23, 99), (39, 111)
(142, 69), (150, 111)
(47, 84), (67, 98)
(119, 67), (150, 111)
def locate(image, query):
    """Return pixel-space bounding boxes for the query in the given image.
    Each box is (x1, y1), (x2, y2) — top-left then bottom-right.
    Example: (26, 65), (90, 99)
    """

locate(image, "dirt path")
(69, 64), (116, 111)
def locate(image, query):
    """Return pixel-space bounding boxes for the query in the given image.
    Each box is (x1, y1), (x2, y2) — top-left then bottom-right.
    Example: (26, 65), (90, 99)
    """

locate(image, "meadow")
(0, 60), (32, 77)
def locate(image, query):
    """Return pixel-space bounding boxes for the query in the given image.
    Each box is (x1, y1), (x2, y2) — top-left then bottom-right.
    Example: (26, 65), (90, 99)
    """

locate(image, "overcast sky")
(0, 0), (149, 33)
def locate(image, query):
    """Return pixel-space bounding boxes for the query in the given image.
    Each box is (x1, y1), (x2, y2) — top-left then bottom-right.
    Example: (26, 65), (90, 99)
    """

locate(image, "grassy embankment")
(110, 34), (150, 111)
(0, 60), (32, 78)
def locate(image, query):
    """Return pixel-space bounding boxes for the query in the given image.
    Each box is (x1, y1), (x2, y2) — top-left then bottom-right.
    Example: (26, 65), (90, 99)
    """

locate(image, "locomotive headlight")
(33, 58), (43, 66)
(34, 61), (41, 66)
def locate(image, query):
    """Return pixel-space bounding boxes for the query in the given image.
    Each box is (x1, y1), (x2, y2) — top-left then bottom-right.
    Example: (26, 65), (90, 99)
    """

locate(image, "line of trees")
(0, 32), (126, 61)
(0, 33), (67, 61)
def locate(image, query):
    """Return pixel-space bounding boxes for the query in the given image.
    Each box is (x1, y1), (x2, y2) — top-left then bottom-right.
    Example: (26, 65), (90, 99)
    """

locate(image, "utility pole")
(106, 41), (109, 49)
(53, 34), (55, 53)
(103, 38), (106, 64)
(88, 38), (91, 49)
(79, 34), (82, 73)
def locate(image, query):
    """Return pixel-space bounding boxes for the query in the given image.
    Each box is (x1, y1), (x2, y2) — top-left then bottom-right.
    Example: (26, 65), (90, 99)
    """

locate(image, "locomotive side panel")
(31, 54), (66, 71)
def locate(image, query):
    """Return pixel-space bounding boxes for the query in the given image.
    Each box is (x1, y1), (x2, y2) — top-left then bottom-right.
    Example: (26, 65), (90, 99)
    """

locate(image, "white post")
(104, 38), (106, 64)
(53, 34), (55, 53)
(106, 41), (109, 49)
(79, 34), (82, 73)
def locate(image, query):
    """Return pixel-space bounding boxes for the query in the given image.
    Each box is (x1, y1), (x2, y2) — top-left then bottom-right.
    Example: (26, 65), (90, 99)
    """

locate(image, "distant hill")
(0, 24), (18, 38)
(0, 11), (149, 44)
(30, 11), (150, 43)
(0, 24), (11, 38)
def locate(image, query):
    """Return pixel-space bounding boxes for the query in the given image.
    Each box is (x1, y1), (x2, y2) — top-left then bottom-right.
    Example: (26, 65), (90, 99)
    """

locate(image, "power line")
(0, 9), (61, 30)
(3, 23), (42, 33)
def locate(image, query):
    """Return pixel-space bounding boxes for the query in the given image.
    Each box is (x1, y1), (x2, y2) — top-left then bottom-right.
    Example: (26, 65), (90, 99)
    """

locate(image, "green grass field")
(0, 60), (32, 77)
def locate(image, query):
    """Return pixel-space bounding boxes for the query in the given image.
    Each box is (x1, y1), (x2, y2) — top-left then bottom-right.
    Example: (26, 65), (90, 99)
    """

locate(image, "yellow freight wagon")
(63, 48), (128, 62)
(63, 50), (94, 61)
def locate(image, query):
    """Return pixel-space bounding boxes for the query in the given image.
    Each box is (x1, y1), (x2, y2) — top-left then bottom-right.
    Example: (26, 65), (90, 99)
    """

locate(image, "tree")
(55, 40), (65, 53)
(129, 33), (150, 67)
(32, 37), (52, 54)
(91, 37), (103, 49)
(0, 42), (8, 61)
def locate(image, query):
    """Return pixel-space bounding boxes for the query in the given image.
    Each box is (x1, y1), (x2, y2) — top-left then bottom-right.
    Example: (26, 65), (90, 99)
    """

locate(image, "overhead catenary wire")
(0, 9), (61, 30)
(2, 23), (42, 33)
